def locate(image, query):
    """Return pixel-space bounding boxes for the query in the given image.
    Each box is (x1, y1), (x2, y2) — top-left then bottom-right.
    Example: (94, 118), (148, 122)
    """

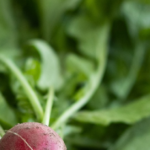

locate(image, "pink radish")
(0, 122), (66, 150)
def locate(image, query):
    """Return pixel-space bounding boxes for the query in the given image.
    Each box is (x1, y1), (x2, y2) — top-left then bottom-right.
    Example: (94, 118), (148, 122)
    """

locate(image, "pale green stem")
(51, 50), (108, 130)
(0, 125), (5, 138)
(0, 55), (43, 120)
(42, 88), (54, 126)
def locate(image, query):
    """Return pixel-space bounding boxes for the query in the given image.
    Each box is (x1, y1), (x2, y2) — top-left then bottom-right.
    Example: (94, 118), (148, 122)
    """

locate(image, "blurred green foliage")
(0, 0), (150, 149)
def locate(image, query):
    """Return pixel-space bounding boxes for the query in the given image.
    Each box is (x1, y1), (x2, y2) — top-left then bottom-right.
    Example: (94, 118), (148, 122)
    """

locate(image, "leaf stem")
(42, 88), (54, 126)
(51, 50), (108, 130)
(0, 125), (5, 138)
(0, 55), (43, 120)
(51, 22), (110, 130)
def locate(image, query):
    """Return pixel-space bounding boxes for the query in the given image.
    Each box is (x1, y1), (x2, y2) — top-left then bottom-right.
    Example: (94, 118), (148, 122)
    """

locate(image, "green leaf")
(24, 58), (41, 86)
(0, 55), (43, 120)
(110, 118), (150, 150)
(26, 40), (63, 90)
(68, 15), (110, 60)
(122, 1), (150, 39)
(110, 43), (145, 99)
(51, 22), (110, 129)
(0, 93), (18, 127)
(74, 95), (150, 125)
(0, 0), (17, 48)
(131, 0), (150, 4)
(65, 135), (102, 149)
(66, 54), (95, 77)
(64, 125), (82, 136)
(36, 0), (81, 40)
(134, 50), (150, 97)
(0, 0), (19, 67)
(87, 85), (108, 110)
(84, 0), (124, 20)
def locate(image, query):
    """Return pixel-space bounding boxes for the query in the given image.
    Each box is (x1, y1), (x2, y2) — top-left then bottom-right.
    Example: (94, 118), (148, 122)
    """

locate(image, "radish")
(0, 122), (66, 150)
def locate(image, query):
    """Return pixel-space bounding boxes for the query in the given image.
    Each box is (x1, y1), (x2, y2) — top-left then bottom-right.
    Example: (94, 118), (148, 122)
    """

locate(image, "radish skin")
(0, 122), (66, 150)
